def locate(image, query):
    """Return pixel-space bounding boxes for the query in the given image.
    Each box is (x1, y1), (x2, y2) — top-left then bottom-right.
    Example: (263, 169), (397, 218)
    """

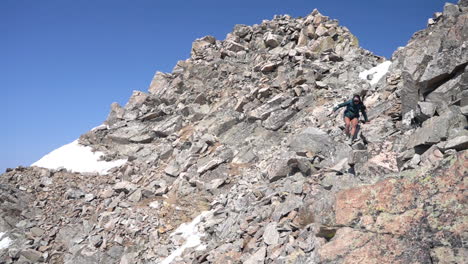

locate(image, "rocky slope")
(1, 1), (467, 263)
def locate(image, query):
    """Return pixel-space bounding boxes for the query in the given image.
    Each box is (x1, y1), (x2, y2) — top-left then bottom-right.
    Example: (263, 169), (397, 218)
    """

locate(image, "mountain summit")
(1, 1), (467, 263)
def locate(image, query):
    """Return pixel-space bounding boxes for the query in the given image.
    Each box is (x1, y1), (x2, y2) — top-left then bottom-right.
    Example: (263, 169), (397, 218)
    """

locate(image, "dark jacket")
(334, 100), (368, 121)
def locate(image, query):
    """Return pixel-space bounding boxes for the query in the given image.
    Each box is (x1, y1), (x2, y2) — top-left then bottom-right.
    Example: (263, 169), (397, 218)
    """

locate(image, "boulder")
(315, 24), (328, 36)
(233, 24), (251, 38)
(113, 181), (138, 194)
(417, 101), (437, 119)
(20, 249), (44, 263)
(399, 71), (419, 117)
(148, 72), (171, 95)
(348, 150), (368, 165)
(264, 32), (282, 48)
(164, 160), (181, 177)
(191, 36), (216, 57)
(248, 94), (287, 120)
(426, 70), (466, 106)
(263, 222), (280, 245)
(225, 41), (246, 52)
(106, 102), (125, 126)
(406, 109), (467, 149)
(244, 247), (266, 264)
(310, 36), (335, 53)
(266, 158), (291, 182)
(260, 61), (281, 73)
(262, 109), (296, 131)
(328, 152), (467, 263)
(272, 195), (303, 221)
(443, 3), (461, 17)
(127, 189), (142, 202)
(444, 135), (468, 151)
(153, 115), (183, 137)
(288, 127), (334, 156)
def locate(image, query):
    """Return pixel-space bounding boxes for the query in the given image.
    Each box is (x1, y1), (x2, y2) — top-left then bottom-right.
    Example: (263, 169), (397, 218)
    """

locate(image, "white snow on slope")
(0, 232), (12, 250)
(32, 140), (127, 175)
(160, 211), (211, 264)
(359, 60), (392, 85)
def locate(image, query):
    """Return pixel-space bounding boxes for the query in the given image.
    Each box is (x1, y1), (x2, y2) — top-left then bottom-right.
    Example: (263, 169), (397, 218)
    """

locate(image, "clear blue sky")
(1, 0), (456, 172)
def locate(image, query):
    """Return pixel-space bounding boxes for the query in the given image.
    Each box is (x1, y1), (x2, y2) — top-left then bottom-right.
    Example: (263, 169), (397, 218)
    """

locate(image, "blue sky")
(1, 0), (456, 172)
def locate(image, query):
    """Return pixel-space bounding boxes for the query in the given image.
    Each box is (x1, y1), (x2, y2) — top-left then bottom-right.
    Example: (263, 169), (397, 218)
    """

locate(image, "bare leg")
(344, 117), (351, 137)
(350, 118), (359, 139)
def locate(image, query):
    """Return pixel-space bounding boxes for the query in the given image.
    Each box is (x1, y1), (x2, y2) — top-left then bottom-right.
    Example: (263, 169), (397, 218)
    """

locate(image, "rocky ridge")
(1, 1), (467, 263)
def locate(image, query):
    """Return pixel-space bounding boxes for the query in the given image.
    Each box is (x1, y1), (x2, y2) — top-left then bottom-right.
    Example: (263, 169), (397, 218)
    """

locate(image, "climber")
(333, 94), (368, 143)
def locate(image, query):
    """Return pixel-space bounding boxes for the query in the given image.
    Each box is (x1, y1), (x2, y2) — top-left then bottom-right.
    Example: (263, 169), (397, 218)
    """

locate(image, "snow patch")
(359, 61), (392, 85)
(0, 232), (12, 250)
(32, 140), (126, 175)
(159, 211), (210, 264)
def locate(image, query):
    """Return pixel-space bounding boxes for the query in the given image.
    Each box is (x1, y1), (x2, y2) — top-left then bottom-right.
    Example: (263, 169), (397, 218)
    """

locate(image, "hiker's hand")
(333, 106), (338, 112)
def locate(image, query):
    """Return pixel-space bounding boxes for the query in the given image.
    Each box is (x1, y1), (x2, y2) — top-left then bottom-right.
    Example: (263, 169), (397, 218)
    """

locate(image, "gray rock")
(315, 81), (328, 88)
(107, 122), (148, 144)
(420, 145), (444, 167)
(248, 94), (288, 120)
(399, 71), (419, 117)
(443, 3), (461, 17)
(148, 72), (171, 95)
(348, 150), (368, 165)
(107, 102), (125, 126)
(191, 36), (216, 57)
(407, 154), (421, 168)
(310, 36), (335, 53)
(225, 41), (246, 52)
(263, 222), (280, 245)
(288, 127), (334, 156)
(197, 157), (225, 174)
(267, 158), (291, 182)
(129, 132), (156, 144)
(84, 193), (95, 202)
(321, 173), (360, 191)
(113, 181), (138, 194)
(407, 109), (467, 149)
(89, 234), (103, 247)
(153, 115), (183, 137)
(315, 24), (328, 36)
(264, 33), (282, 48)
(426, 71), (466, 107)
(272, 195), (303, 221)
(262, 109), (296, 131)
(164, 160), (181, 177)
(418, 101), (437, 119)
(30, 227), (45, 237)
(395, 5), (467, 105)
(128, 189), (142, 202)
(65, 188), (85, 200)
(244, 247), (266, 264)
(20, 249), (43, 262)
(234, 24), (251, 38)
(207, 178), (225, 190)
(205, 110), (241, 136)
(106, 245), (124, 260)
(444, 135), (468, 151)
(460, 105), (468, 116)
(261, 62), (281, 73)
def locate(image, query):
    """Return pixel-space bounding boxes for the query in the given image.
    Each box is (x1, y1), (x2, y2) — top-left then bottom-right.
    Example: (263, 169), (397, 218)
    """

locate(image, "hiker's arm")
(333, 101), (349, 112)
